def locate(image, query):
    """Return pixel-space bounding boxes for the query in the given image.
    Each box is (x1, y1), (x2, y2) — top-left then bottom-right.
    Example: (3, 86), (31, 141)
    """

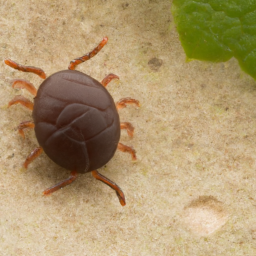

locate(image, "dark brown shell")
(32, 70), (120, 173)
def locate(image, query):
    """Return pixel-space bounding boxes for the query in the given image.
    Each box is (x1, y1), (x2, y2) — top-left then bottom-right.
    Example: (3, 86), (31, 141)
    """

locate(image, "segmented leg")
(11, 79), (37, 96)
(23, 147), (43, 169)
(8, 95), (34, 110)
(92, 170), (126, 206)
(43, 171), (79, 195)
(118, 143), (137, 161)
(116, 97), (140, 110)
(120, 122), (134, 138)
(68, 37), (108, 70)
(4, 59), (46, 79)
(18, 121), (35, 138)
(101, 73), (119, 87)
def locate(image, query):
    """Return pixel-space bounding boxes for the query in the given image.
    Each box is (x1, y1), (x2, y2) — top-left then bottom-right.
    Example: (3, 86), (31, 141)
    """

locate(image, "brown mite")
(5, 37), (139, 206)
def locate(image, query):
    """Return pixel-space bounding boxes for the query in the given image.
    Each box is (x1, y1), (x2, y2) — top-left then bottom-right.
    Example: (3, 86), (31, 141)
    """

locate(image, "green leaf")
(172, 0), (256, 79)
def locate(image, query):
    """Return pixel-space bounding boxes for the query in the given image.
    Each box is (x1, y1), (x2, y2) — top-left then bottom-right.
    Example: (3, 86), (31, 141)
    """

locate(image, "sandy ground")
(0, 0), (256, 255)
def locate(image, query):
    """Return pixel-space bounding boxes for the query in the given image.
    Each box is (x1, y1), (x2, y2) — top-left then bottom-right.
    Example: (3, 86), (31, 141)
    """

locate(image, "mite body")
(5, 37), (139, 206)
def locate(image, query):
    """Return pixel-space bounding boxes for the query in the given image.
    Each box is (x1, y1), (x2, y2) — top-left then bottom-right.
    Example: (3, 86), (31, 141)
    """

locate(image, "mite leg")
(68, 37), (108, 70)
(118, 143), (136, 161)
(101, 73), (119, 87)
(43, 171), (78, 195)
(120, 122), (134, 138)
(116, 97), (140, 110)
(18, 121), (35, 138)
(11, 79), (37, 96)
(92, 170), (126, 206)
(23, 146), (43, 169)
(8, 95), (34, 110)
(4, 59), (46, 79)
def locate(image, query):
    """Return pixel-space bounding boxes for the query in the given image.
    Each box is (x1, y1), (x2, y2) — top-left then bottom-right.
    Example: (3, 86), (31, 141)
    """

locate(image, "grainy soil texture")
(0, 1), (256, 255)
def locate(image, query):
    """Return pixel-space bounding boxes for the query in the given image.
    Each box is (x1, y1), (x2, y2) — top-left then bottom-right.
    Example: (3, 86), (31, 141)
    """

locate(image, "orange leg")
(101, 73), (119, 87)
(43, 171), (79, 195)
(92, 170), (126, 206)
(118, 143), (137, 161)
(11, 79), (37, 96)
(120, 122), (134, 138)
(8, 95), (34, 110)
(18, 121), (35, 138)
(68, 37), (108, 70)
(23, 147), (43, 169)
(116, 97), (140, 110)
(4, 59), (46, 79)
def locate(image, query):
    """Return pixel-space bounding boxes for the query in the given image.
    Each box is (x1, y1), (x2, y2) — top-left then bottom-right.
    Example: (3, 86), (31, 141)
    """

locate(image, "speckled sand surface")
(0, 1), (256, 255)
